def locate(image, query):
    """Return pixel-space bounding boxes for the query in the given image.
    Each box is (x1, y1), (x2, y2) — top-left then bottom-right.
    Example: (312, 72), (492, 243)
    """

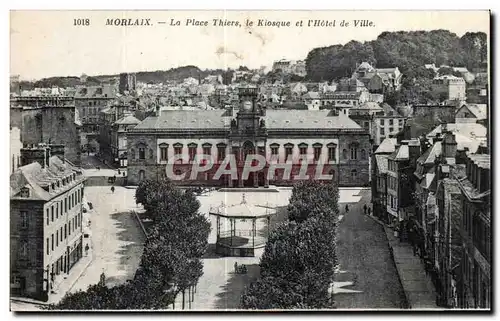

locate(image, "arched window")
(360, 149), (367, 160)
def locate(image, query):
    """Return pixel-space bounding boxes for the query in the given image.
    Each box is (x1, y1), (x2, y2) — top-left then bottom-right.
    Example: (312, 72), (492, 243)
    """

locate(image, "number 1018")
(74, 18), (90, 26)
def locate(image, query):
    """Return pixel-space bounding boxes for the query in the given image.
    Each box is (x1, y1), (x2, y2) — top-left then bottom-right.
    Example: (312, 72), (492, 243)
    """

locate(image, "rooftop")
(132, 109), (363, 131)
(10, 156), (84, 201)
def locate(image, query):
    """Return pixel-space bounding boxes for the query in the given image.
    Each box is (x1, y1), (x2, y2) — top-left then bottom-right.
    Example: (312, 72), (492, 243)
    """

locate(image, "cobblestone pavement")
(333, 188), (407, 309)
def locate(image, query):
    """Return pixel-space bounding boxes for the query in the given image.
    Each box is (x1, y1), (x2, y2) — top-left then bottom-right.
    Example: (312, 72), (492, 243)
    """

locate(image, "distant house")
(455, 104), (487, 122)
(352, 62), (403, 93)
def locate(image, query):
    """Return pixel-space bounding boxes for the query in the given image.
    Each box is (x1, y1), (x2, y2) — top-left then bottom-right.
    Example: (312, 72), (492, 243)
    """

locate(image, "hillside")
(305, 30), (487, 82)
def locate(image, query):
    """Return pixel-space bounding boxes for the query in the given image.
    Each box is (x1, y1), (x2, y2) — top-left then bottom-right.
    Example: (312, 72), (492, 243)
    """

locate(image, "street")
(334, 189), (407, 309)
(69, 186), (145, 292)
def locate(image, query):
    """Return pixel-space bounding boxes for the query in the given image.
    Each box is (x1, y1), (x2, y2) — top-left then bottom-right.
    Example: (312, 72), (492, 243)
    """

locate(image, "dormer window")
(20, 187), (30, 198)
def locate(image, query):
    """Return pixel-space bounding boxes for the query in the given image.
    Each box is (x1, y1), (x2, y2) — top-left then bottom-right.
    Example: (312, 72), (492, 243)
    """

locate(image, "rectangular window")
(380, 128), (385, 136)
(20, 211), (28, 229)
(350, 147), (358, 160)
(188, 147), (197, 161)
(51, 234), (54, 251)
(60, 227), (63, 242)
(47, 209), (50, 225)
(271, 146), (279, 156)
(380, 119), (385, 126)
(299, 147), (307, 155)
(69, 221), (72, 236)
(139, 148), (145, 160)
(64, 198), (67, 213)
(160, 147), (168, 161)
(389, 127), (394, 134)
(56, 230), (59, 247)
(46, 238), (50, 255)
(399, 119), (404, 127)
(328, 146), (337, 162)
(314, 147), (321, 161)
(174, 146), (182, 157)
(64, 224), (67, 239)
(217, 146), (226, 162)
(389, 119), (394, 126)
(203, 147), (211, 158)
(285, 147), (293, 161)
(51, 206), (54, 222)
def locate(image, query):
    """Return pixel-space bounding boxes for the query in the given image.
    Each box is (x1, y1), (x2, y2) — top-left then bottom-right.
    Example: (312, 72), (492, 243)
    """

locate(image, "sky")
(10, 10), (490, 80)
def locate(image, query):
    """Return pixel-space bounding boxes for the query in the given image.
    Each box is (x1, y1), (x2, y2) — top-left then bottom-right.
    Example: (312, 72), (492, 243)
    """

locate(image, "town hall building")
(126, 87), (370, 187)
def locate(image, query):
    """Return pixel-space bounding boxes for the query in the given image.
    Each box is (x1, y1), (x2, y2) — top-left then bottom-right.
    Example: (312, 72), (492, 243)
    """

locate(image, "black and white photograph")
(8, 9), (491, 311)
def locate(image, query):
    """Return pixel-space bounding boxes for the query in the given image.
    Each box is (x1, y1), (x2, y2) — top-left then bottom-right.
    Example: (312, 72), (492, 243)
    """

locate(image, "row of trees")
(49, 179), (210, 310)
(240, 181), (340, 309)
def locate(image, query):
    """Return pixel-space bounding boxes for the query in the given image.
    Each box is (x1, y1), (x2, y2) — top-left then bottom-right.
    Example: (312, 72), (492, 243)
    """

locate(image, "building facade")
(10, 144), (86, 301)
(457, 154), (491, 309)
(126, 88), (370, 187)
(432, 75), (467, 101)
(74, 84), (116, 153)
(10, 96), (82, 166)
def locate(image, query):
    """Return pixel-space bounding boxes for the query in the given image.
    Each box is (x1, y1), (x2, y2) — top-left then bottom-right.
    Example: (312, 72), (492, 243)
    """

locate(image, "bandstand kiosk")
(209, 194), (276, 257)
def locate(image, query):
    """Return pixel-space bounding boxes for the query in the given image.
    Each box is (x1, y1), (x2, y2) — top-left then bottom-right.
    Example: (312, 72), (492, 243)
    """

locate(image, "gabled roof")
(375, 138), (398, 154)
(417, 141), (442, 165)
(458, 104), (487, 120)
(389, 144), (409, 160)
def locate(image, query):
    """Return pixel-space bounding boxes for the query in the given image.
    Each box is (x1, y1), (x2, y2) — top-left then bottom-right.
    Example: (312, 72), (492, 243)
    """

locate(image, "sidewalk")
(368, 215), (439, 310)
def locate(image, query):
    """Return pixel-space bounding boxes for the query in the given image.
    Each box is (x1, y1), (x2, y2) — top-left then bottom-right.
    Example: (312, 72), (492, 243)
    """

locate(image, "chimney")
(408, 139), (421, 166)
(20, 144), (50, 168)
(442, 132), (457, 159)
(49, 144), (65, 163)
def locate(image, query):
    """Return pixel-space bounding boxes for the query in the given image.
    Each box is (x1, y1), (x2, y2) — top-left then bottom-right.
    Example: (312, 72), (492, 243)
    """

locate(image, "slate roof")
(11, 156), (84, 201)
(132, 109), (363, 131)
(427, 123), (487, 140)
(458, 104), (487, 120)
(115, 114), (141, 125)
(417, 141), (442, 165)
(375, 138), (398, 154)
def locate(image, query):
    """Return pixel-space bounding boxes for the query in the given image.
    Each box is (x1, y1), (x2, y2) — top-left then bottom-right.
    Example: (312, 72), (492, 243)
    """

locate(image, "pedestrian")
(85, 244), (89, 256)
(367, 207), (371, 216)
(345, 204), (349, 214)
(118, 169), (121, 175)
(234, 262), (238, 273)
(363, 204), (367, 214)
(111, 186), (115, 193)
(123, 172), (125, 177)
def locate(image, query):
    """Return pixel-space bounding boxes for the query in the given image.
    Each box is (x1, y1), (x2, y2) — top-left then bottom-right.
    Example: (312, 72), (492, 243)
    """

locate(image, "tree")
(287, 181), (340, 222)
(241, 181), (339, 310)
(49, 179), (210, 310)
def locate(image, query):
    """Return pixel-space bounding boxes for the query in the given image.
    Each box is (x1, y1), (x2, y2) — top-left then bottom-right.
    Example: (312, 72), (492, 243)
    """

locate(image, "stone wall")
(10, 200), (45, 300)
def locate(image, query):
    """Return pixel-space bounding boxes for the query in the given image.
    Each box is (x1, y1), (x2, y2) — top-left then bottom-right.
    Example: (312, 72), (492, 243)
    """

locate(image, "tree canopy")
(241, 181), (339, 309)
(305, 30), (487, 82)
(48, 179), (210, 310)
